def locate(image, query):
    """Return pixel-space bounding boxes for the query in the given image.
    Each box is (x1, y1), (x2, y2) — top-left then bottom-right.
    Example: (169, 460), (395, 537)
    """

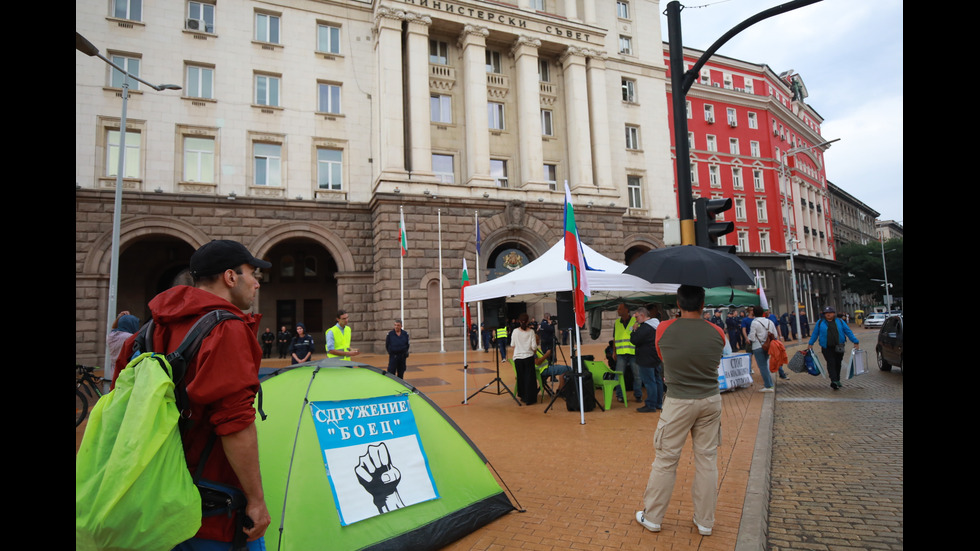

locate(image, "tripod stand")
(465, 334), (521, 406)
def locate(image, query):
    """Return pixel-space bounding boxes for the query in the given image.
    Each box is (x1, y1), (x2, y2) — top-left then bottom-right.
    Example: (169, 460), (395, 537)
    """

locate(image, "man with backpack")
(111, 239), (273, 549)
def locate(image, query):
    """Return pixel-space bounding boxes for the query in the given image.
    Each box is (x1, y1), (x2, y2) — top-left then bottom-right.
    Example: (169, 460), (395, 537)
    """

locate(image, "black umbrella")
(623, 246), (754, 288)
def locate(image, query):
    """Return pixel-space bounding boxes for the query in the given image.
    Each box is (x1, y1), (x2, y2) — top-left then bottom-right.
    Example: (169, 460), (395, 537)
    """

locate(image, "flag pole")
(438, 209), (445, 352)
(475, 210), (483, 351)
(399, 205), (405, 326)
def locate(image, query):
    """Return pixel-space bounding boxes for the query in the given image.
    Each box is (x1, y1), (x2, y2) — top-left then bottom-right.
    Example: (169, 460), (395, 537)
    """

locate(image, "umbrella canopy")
(704, 286), (760, 307)
(623, 246), (754, 288)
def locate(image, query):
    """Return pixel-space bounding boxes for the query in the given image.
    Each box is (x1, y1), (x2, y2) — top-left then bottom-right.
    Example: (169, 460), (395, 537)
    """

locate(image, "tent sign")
(718, 353), (753, 390)
(309, 395), (440, 526)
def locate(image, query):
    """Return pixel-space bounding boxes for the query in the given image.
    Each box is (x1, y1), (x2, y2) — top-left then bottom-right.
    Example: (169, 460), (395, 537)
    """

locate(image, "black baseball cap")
(189, 240), (271, 278)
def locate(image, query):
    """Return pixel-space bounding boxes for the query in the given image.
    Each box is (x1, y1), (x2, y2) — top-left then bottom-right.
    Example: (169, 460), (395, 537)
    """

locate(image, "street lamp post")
(76, 32), (181, 373)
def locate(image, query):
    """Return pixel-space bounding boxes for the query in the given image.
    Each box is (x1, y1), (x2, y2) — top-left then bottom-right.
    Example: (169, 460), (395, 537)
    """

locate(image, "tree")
(837, 238), (903, 308)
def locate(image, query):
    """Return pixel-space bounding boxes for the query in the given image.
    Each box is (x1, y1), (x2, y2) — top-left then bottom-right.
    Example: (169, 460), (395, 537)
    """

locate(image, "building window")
(491, 159), (508, 187)
(723, 73), (733, 89)
(706, 135), (716, 152)
(538, 59), (550, 82)
(433, 154), (454, 183)
(486, 50), (502, 73)
(704, 104), (714, 123)
(317, 82), (341, 114)
(253, 143), (282, 187)
(745, 79), (754, 94)
(750, 141), (760, 157)
(625, 125), (640, 150)
(255, 12), (280, 44)
(317, 148), (342, 190)
(748, 112), (758, 129)
(619, 36), (633, 55)
(617, 0), (630, 19)
(186, 1), (214, 32)
(431, 94), (452, 123)
(729, 138), (740, 155)
(255, 74), (280, 106)
(113, 0), (142, 21)
(530, 0), (544, 10)
(700, 68), (710, 86)
(541, 109), (554, 136)
(429, 40), (449, 65)
(690, 162), (698, 185)
(182, 136), (215, 183)
(727, 108), (737, 126)
(318, 24), (341, 54)
(488, 102), (505, 130)
(757, 199), (768, 222)
(734, 198), (746, 221)
(185, 64), (214, 99)
(708, 165), (720, 187)
(737, 231), (749, 253)
(686, 100), (692, 119)
(544, 163), (557, 190)
(688, 132), (695, 149)
(759, 231), (771, 253)
(109, 54), (140, 90)
(753, 169), (764, 191)
(106, 130), (141, 178)
(622, 78), (636, 102)
(627, 175), (642, 208)
(732, 167), (743, 189)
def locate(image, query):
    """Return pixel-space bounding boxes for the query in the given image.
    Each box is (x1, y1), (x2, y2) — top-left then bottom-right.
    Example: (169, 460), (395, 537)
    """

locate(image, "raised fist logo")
(354, 442), (405, 513)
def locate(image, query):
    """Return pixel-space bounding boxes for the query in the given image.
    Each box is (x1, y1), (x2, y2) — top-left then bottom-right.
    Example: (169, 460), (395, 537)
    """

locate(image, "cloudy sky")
(659, 0), (904, 224)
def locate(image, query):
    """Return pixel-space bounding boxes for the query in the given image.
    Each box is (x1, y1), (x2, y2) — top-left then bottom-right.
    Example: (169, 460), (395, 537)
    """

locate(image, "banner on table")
(718, 353), (753, 390)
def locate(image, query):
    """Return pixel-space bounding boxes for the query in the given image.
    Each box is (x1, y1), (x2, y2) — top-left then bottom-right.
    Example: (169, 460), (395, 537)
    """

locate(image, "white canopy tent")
(462, 237), (678, 305)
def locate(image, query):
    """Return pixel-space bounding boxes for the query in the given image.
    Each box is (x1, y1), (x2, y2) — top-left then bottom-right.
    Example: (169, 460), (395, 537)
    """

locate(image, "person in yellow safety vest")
(614, 303), (641, 403)
(495, 325), (509, 362)
(326, 309), (360, 360)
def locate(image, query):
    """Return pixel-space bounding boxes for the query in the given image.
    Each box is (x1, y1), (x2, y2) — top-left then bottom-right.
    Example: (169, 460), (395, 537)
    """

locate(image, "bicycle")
(76, 365), (105, 427)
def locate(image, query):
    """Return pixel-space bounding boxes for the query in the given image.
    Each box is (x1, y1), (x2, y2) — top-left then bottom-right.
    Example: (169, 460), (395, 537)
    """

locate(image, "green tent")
(704, 286), (760, 307)
(256, 361), (516, 550)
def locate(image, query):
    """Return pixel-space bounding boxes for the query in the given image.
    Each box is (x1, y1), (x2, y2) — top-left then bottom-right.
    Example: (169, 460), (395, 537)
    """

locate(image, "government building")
(75, 0), (841, 363)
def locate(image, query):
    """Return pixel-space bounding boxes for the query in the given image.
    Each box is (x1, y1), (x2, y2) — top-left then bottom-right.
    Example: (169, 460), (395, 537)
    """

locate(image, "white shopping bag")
(844, 349), (869, 379)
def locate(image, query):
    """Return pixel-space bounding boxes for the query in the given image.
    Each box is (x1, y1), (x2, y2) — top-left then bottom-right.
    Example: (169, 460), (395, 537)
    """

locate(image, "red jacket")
(113, 285), (262, 542)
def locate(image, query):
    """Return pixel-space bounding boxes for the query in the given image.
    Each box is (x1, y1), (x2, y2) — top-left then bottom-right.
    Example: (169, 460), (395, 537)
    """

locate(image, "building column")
(459, 25), (493, 186)
(375, 7), (407, 180)
(512, 35), (546, 190)
(564, 0), (579, 21)
(405, 12), (435, 180)
(586, 50), (613, 193)
(560, 47), (593, 190)
(582, 0), (596, 24)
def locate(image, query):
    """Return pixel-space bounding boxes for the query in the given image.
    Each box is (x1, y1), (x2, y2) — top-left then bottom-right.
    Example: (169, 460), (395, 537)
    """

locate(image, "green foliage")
(837, 238), (903, 306)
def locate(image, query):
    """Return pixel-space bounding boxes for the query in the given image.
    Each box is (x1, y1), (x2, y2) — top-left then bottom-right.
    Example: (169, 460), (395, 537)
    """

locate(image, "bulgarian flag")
(756, 270), (769, 310)
(563, 183), (590, 327)
(461, 259), (472, 329)
(399, 211), (408, 257)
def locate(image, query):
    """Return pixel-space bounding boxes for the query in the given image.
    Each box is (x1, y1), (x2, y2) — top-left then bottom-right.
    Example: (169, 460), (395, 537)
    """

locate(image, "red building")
(663, 45), (842, 316)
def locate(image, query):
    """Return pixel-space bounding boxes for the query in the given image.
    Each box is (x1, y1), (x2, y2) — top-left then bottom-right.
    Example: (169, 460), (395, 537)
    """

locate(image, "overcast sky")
(659, 0), (904, 224)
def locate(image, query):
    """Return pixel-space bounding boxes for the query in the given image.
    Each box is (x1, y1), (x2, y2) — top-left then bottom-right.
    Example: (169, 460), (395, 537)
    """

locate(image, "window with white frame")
(732, 167), (743, 189)
(318, 24), (341, 54)
(429, 40), (449, 65)
(317, 148), (342, 190)
(113, 0), (142, 21)
(690, 162), (698, 185)
(617, 0), (630, 19)
(688, 132), (695, 149)
(317, 83), (341, 114)
(699, 68), (710, 85)
(723, 73), (733, 89)
(185, 63), (214, 99)
(727, 107), (737, 126)
(753, 169), (764, 191)
(706, 135), (717, 152)
(183, 136), (215, 183)
(734, 198), (746, 220)
(759, 231), (770, 253)
(432, 154), (454, 183)
(538, 59), (550, 82)
(704, 104), (714, 123)
(544, 163), (557, 190)
(488, 102), (505, 130)
(530, 0), (544, 10)
(541, 109), (554, 136)
(757, 199), (768, 222)
(748, 112), (758, 129)
(491, 159), (508, 187)
(729, 138), (739, 155)
(686, 100), (692, 119)
(255, 12), (280, 44)
(627, 175), (642, 208)
(625, 125), (640, 150)
(109, 53), (140, 90)
(255, 74), (280, 106)
(708, 165), (720, 187)
(750, 141), (760, 157)
(622, 78), (636, 102)
(486, 50), (502, 73)
(619, 36), (633, 55)
(430, 94), (452, 123)
(736, 231), (749, 253)
(187, 1), (214, 32)
(253, 143), (282, 187)
(106, 130), (141, 178)
(745, 79), (754, 94)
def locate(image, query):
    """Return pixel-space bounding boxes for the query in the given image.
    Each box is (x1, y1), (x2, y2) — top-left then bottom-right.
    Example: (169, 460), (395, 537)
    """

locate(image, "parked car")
(864, 313), (888, 329)
(875, 315), (903, 371)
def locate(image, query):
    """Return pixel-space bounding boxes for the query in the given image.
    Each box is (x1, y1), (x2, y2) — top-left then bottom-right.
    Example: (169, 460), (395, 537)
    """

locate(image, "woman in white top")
(747, 306), (778, 391)
(511, 313), (539, 404)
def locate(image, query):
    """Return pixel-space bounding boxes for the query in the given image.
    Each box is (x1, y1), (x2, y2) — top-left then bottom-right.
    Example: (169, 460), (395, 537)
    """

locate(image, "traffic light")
(694, 197), (736, 253)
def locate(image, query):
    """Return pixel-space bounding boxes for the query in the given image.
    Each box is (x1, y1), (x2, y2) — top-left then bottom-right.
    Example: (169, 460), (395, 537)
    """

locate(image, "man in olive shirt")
(635, 285), (724, 538)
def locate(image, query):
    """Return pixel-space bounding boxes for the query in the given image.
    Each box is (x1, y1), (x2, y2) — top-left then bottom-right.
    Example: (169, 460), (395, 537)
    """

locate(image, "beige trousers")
(641, 393), (722, 528)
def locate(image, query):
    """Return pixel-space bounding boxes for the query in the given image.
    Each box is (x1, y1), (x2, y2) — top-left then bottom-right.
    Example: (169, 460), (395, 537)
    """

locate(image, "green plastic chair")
(584, 360), (627, 410)
(509, 359), (548, 400)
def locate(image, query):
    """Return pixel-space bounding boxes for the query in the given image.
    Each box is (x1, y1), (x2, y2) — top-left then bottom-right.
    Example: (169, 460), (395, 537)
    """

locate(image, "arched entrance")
(114, 236), (197, 325)
(261, 237), (339, 336)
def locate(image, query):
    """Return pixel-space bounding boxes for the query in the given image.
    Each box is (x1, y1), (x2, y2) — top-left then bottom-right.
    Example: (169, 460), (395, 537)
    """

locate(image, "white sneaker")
(635, 511), (661, 532)
(759, 387), (774, 393)
(694, 518), (712, 536)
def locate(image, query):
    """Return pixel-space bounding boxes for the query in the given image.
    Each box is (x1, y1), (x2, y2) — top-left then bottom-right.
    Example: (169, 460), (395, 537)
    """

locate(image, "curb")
(736, 383), (774, 551)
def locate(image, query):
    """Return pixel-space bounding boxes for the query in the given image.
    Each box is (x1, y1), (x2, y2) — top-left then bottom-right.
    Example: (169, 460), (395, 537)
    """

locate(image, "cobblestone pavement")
(767, 328), (903, 550)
